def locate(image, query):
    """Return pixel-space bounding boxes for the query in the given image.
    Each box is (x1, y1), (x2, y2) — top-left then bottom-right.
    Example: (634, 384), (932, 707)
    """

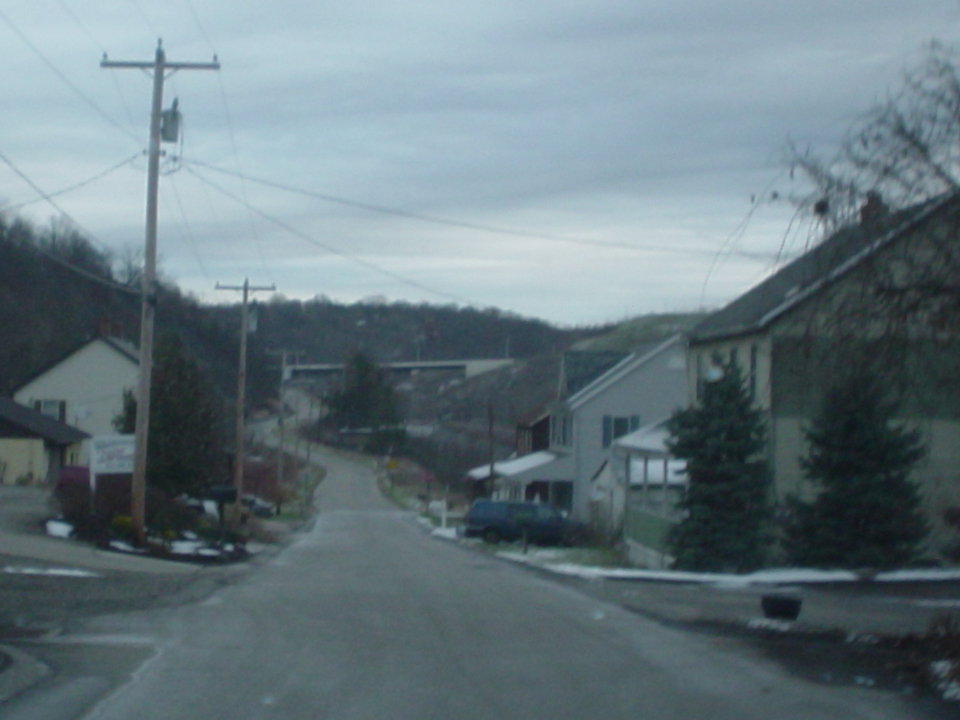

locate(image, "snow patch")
(3, 565), (100, 578)
(876, 569), (960, 582)
(45, 519), (74, 538)
(492, 558), (960, 587)
(108, 540), (145, 553)
(746, 618), (795, 632)
(931, 660), (960, 701)
(431, 527), (458, 540)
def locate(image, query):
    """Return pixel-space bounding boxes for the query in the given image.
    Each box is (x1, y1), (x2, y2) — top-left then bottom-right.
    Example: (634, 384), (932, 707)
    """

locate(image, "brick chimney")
(859, 191), (887, 225)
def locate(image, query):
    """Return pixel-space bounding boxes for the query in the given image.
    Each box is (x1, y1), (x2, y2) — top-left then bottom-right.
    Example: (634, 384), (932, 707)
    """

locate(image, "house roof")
(613, 419), (672, 455)
(14, 336), (139, 391)
(561, 351), (629, 396)
(466, 451), (559, 480)
(565, 335), (684, 410)
(0, 397), (89, 444)
(690, 195), (956, 343)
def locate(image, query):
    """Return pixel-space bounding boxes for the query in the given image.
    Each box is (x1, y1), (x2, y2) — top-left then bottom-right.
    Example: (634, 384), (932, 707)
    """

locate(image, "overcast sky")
(0, 2), (958, 326)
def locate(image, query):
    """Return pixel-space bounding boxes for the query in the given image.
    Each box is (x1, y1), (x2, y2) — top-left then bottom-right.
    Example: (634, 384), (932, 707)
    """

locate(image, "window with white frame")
(551, 413), (572, 447)
(602, 414), (639, 448)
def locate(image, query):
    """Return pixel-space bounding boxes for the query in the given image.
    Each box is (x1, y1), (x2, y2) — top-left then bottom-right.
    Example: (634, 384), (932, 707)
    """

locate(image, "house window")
(602, 415), (640, 448)
(695, 353), (704, 401)
(34, 399), (66, 422)
(551, 413), (572, 447)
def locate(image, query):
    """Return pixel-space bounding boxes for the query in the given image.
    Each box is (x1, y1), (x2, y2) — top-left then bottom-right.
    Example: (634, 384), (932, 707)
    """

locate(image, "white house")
(467, 335), (689, 523)
(13, 337), (139, 463)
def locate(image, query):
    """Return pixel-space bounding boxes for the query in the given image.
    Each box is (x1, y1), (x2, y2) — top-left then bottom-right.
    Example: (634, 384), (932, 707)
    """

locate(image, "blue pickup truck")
(461, 500), (585, 545)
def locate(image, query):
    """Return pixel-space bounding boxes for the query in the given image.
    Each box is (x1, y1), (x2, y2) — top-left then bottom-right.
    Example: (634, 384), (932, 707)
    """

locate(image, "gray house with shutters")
(497, 336), (688, 524)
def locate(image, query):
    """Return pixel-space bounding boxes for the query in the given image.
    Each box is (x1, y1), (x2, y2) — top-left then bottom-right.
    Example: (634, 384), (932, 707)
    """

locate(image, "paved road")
(3, 448), (946, 720)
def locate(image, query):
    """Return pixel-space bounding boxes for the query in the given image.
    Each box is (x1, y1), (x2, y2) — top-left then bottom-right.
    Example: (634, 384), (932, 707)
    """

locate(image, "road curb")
(0, 644), (49, 703)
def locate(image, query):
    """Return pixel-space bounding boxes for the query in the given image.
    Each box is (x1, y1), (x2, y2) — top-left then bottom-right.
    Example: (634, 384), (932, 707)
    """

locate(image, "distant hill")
(572, 312), (706, 352)
(0, 213), (599, 399)
(213, 297), (602, 365)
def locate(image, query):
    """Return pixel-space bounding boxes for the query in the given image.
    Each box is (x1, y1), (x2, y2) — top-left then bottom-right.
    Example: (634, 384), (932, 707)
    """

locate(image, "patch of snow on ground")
(45, 519), (73, 538)
(931, 660), (960, 701)
(3, 565), (99, 578)
(492, 554), (960, 586)
(431, 527), (458, 540)
(108, 540), (144, 553)
(170, 540), (205, 555)
(877, 569), (960, 582)
(746, 618), (795, 632)
(905, 599), (960, 609)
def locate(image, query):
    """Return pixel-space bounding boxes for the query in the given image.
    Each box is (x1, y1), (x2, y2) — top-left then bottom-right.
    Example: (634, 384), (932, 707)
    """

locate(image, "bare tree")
(786, 43), (960, 344)
(791, 42), (960, 223)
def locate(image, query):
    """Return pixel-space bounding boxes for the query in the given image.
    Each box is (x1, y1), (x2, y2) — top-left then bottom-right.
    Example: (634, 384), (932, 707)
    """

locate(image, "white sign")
(90, 435), (135, 476)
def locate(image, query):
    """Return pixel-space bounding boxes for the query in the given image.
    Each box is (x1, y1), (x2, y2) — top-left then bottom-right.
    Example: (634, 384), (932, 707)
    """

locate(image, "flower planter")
(760, 594), (802, 621)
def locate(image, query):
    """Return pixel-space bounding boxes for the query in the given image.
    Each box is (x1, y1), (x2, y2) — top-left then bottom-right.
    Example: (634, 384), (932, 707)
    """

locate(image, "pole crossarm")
(101, 58), (220, 71)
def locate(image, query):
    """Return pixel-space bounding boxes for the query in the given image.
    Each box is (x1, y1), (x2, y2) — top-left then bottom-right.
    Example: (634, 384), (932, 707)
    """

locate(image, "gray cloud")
(0, 1), (957, 324)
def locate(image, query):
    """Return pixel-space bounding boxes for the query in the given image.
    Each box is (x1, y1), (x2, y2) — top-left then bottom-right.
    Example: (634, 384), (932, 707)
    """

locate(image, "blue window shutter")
(602, 415), (612, 448)
(630, 415), (640, 432)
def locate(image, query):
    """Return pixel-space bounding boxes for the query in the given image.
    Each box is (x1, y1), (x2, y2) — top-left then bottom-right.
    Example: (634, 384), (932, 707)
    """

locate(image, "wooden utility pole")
(101, 40), (219, 543)
(276, 351), (287, 508)
(217, 279), (275, 512)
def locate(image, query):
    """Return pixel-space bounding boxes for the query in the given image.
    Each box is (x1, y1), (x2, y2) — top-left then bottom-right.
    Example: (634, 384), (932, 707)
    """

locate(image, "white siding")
(14, 340), (138, 461)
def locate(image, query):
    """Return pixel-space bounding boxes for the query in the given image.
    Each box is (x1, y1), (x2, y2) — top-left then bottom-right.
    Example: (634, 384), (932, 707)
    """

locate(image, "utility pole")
(276, 351), (287, 510)
(217, 279), (275, 515)
(101, 40), (219, 543)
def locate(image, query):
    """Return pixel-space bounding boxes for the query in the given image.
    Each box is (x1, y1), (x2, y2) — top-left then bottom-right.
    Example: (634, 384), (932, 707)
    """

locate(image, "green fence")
(623, 504), (675, 553)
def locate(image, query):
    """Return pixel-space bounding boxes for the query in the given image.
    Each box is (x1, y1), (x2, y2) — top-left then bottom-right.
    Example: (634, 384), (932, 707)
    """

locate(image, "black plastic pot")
(760, 594), (802, 621)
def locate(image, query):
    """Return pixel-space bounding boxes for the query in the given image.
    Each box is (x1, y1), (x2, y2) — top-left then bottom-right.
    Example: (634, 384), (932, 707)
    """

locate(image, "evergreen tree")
(666, 359), (769, 572)
(325, 352), (404, 452)
(327, 352), (400, 430)
(784, 373), (927, 569)
(114, 333), (225, 497)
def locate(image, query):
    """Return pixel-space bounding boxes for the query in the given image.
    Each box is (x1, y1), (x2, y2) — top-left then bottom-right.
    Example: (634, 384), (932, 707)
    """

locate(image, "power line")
(167, 173), (212, 282)
(0, 147), (140, 296)
(0, 152), (141, 213)
(183, 157), (787, 261)
(0, 147), (112, 252)
(54, 0), (140, 133)
(0, 7), (141, 145)
(184, 165), (478, 306)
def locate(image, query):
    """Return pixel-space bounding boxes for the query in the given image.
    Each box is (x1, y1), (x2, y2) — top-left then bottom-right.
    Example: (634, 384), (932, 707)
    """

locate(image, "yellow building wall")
(0, 438), (48, 485)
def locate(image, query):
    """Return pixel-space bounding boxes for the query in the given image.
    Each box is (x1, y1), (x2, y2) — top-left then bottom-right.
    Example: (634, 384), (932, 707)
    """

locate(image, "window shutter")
(630, 415), (640, 432)
(602, 415), (612, 448)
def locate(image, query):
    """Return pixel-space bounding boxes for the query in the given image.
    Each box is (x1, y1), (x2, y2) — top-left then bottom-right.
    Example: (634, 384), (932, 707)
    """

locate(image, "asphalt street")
(2, 448), (949, 720)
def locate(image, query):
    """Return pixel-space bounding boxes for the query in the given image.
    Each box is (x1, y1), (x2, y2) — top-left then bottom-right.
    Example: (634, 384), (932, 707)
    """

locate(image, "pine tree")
(325, 352), (404, 452)
(114, 333), (225, 498)
(666, 359), (770, 572)
(784, 374), (927, 569)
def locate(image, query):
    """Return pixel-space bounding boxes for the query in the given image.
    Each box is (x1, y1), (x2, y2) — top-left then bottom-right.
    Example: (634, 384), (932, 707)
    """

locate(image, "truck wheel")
(483, 528), (501, 544)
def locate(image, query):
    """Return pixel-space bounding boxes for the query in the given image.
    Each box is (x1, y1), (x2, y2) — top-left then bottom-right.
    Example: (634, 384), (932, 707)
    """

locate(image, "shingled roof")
(691, 195), (956, 343)
(0, 397), (88, 445)
(14, 336), (139, 392)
